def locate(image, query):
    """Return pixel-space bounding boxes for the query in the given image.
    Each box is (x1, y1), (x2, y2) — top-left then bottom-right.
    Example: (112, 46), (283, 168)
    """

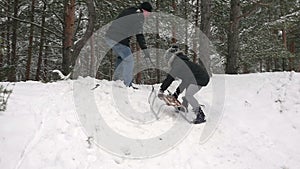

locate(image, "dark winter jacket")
(160, 51), (210, 93)
(105, 7), (147, 50)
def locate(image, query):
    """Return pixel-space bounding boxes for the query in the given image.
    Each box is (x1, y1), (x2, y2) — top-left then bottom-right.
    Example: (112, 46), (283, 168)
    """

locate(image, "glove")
(143, 49), (150, 59)
(143, 49), (155, 66)
(172, 87), (181, 99)
(172, 92), (179, 99)
(158, 89), (164, 98)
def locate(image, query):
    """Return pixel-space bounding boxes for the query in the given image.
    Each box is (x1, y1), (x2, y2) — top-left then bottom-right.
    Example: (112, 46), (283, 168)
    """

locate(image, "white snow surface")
(1, 72), (300, 169)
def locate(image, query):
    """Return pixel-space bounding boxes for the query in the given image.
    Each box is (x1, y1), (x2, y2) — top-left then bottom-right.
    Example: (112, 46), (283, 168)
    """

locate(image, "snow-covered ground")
(1, 72), (300, 169)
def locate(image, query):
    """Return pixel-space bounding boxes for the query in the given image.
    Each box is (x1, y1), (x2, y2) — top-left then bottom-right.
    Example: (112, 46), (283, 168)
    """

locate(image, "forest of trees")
(0, 0), (299, 83)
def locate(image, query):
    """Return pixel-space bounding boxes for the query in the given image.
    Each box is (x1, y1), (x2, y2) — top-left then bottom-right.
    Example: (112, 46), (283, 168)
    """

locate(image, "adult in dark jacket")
(105, 2), (153, 87)
(159, 44), (210, 124)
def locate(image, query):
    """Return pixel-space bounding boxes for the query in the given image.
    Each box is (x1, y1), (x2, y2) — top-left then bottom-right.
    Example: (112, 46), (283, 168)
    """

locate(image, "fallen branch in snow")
(52, 70), (71, 80)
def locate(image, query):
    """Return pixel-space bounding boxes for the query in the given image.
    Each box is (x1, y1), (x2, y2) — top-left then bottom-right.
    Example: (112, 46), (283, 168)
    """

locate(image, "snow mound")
(1, 72), (300, 169)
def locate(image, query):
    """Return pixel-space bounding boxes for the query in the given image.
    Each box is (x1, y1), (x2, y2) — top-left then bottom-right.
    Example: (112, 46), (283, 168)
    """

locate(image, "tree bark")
(200, 0), (211, 38)
(72, 0), (95, 72)
(154, 0), (161, 83)
(282, 29), (287, 71)
(200, 0), (212, 76)
(226, 0), (240, 74)
(0, 32), (4, 80)
(109, 49), (113, 81)
(62, 0), (75, 75)
(25, 0), (36, 80)
(6, 0), (11, 74)
(172, 0), (177, 43)
(289, 41), (295, 71)
(35, 1), (46, 81)
(193, 0), (200, 63)
(89, 34), (95, 77)
(8, 0), (19, 81)
(184, 0), (188, 53)
(43, 45), (49, 81)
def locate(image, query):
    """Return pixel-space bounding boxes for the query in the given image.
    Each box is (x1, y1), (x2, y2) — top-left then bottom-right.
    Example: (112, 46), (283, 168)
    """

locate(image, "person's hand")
(143, 50), (155, 66)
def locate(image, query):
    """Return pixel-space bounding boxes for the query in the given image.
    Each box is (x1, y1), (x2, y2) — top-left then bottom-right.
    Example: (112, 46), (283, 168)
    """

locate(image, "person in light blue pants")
(105, 38), (134, 86)
(105, 2), (153, 87)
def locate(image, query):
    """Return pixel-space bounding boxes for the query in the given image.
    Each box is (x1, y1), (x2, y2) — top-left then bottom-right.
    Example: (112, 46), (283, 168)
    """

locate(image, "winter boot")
(193, 107), (206, 124)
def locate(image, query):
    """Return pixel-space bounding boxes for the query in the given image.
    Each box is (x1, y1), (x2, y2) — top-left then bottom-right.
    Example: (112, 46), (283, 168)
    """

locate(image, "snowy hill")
(1, 72), (300, 169)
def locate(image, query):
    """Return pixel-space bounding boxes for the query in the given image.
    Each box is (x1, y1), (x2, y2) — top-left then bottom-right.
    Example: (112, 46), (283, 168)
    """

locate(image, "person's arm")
(172, 82), (187, 99)
(135, 14), (147, 50)
(136, 34), (151, 59)
(159, 58), (178, 93)
(158, 74), (174, 97)
(136, 34), (147, 50)
(160, 74), (175, 92)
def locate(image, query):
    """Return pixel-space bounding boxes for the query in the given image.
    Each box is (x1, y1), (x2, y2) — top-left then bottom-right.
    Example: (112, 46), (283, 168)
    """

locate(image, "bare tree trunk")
(200, 0), (212, 76)
(89, 34), (95, 77)
(200, 0), (211, 38)
(72, 0), (95, 71)
(5, 0), (11, 81)
(109, 50), (113, 81)
(43, 45), (49, 81)
(289, 41), (295, 71)
(184, 0), (188, 53)
(226, 0), (240, 74)
(8, 0), (19, 81)
(62, 0), (75, 75)
(193, 0), (200, 63)
(65, 0), (95, 79)
(274, 56), (280, 71)
(35, 1), (46, 81)
(259, 59), (263, 72)
(25, 0), (35, 80)
(266, 56), (271, 72)
(172, 0), (177, 43)
(0, 32), (4, 68)
(0, 32), (4, 80)
(282, 29), (287, 71)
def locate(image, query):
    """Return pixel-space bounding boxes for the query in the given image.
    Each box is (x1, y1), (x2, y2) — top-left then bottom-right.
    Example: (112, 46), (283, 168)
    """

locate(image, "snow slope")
(1, 72), (300, 169)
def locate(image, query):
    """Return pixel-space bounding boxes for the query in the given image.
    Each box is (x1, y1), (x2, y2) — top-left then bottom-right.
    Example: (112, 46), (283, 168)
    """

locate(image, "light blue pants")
(105, 38), (134, 87)
(183, 84), (202, 111)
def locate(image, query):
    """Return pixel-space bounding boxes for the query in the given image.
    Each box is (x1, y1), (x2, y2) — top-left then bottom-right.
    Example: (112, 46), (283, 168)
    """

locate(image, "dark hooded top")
(105, 7), (147, 50)
(160, 51), (210, 92)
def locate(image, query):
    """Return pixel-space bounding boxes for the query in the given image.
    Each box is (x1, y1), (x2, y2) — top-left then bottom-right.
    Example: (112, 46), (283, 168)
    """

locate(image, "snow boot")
(129, 84), (139, 90)
(193, 107), (206, 124)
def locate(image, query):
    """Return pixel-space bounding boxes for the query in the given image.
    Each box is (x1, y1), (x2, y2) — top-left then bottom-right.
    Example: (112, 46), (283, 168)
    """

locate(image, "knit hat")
(140, 2), (153, 12)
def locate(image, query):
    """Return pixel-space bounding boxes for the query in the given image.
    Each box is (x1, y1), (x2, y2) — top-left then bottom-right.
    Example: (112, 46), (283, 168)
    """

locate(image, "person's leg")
(120, 49), (134, 86)
(113, 56), (123, 81)
(172, 82), (188, 111)
(185, 84), (206, 123)
(105, 38), (123, 81)
(111, 43), (134, 87)
(185, 84), (201, 110)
